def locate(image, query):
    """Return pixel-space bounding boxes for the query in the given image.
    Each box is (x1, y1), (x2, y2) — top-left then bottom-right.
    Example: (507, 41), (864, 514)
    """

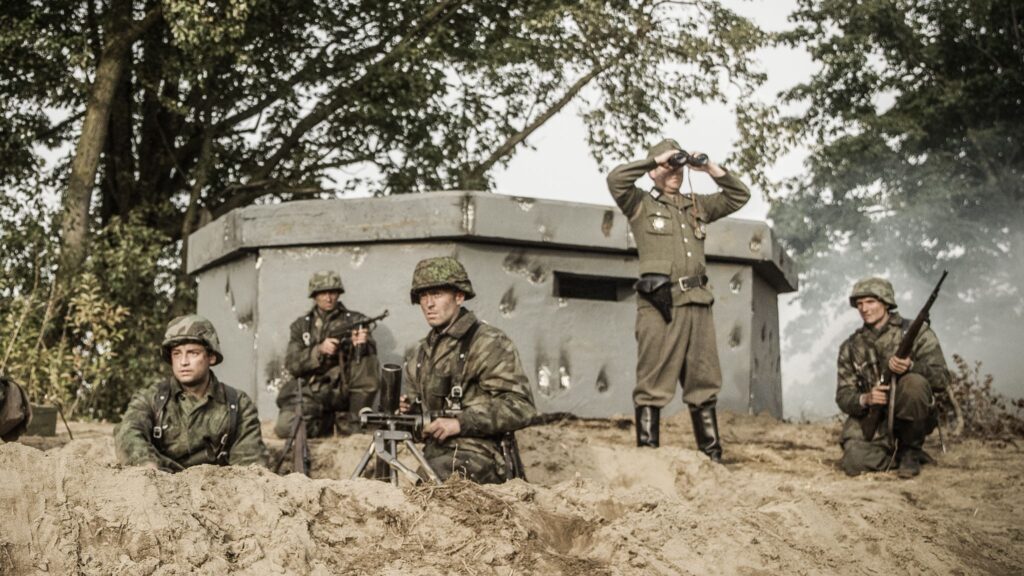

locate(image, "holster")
(634, 274), (673, 323)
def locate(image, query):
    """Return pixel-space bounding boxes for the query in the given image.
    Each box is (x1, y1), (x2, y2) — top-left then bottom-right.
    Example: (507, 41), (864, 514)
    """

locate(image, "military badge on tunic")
(694, 221), (707, 239)
(652, 217), (667, 231)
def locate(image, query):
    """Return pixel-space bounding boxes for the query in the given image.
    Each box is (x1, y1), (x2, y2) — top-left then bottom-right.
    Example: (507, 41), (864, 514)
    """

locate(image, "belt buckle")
(677, 277), (692, 292)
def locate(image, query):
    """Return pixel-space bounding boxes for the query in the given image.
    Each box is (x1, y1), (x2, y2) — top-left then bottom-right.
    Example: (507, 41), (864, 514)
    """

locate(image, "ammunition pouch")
(634, 274), (673, 323)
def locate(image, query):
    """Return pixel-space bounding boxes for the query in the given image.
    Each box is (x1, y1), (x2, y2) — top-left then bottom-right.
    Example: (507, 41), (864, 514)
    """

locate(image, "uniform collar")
(861, 311), (904, 335)
(170, 371), (225, 403)
(428, 308), (478, 342)
(311, 301), (348, 321)
(651, 187), (694, 209)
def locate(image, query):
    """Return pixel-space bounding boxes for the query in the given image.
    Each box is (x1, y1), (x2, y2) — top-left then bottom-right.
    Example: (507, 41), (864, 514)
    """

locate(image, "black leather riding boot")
(689, 402), (723, 462)
(635, 405), (660, 448)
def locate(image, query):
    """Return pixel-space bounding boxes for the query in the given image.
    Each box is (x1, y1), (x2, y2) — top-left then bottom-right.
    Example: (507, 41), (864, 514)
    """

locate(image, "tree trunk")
(52, 5), (163, 309)
(59, 54), (126, 284)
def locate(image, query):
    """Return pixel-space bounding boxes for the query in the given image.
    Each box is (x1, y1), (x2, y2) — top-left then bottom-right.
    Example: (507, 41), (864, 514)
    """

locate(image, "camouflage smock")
(115, 373), (268, 470)
(404, 309), (537, 463)
(285, 302), (380, 399)
(606, 158), (750, 307)
(836, 312), (950, 441)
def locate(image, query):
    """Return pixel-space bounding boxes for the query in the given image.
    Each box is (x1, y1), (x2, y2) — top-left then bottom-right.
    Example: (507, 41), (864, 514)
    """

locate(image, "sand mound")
(1, 412), (1022, 575)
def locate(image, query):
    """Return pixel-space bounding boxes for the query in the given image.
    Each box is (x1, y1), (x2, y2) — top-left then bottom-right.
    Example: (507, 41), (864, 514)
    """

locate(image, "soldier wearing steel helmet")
(398, 256), (536, 484)
(606, 138), (750, 459)
(274, 270), (381, 438)
(114, 315), (268, 471)
(837, 277), (950, 478)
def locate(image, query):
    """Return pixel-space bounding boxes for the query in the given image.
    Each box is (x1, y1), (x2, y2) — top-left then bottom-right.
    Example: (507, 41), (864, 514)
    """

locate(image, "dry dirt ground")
(1, 411), (1022, 575)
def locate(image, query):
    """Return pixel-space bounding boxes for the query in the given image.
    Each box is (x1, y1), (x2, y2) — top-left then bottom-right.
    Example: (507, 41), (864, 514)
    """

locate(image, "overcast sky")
(486, 1), (843, 419)
(491, 0), (812, 218)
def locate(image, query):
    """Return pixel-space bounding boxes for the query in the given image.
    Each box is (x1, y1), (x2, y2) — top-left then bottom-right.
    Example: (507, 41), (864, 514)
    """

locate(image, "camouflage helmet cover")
(647, 138), (683, 161)
(161, 314), (224, 365)
(409, 256), (476, 304)
(849, 277), (898, 309)
(308, 270), (345, 297)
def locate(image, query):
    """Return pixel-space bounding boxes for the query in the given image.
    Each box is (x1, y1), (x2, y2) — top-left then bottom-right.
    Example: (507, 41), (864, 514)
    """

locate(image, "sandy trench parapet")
(1, 412), (1022, 575)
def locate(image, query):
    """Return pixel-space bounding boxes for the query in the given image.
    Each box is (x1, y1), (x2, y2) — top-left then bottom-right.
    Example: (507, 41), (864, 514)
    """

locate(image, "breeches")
(634, 304), (722, 407)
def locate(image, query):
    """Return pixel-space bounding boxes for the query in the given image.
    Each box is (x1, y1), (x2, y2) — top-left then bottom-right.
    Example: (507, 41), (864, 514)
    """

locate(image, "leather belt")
(676, 274), (709, 292)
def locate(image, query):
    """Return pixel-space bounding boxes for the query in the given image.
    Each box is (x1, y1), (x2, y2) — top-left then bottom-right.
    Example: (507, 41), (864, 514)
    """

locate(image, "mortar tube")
(379, 363), (402, 413)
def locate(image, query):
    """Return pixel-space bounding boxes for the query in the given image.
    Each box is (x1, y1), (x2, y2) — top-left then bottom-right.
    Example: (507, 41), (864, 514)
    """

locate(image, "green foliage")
(943, 354), (1024, 438)
(1, 1), (769, 418)
(0, 209), (171, 421)
(3, 0), (769, 224)
(769, 0), (1024, 345)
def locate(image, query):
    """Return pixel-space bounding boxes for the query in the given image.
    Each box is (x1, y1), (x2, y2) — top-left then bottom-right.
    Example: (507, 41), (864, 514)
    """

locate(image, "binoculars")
(667, 151), (708, 168)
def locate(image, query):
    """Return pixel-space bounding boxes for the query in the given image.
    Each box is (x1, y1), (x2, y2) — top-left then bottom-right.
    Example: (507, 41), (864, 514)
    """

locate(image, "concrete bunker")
(187, 191), (797, 419)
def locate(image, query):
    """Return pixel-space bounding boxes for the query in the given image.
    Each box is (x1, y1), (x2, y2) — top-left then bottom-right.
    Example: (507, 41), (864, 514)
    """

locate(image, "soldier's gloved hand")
(350, 327), (368, 346)
(318, 337), (340, 356)
(398, 395), (411, 414)
(424, 418), (460, 442)
(888, 356), (913, 375)
(863, 383), (890, 406)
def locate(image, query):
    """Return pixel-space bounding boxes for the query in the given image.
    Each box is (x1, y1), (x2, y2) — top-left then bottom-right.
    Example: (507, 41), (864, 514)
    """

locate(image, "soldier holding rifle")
(274, 270), (382, 439)
(837, 277), (950, 478)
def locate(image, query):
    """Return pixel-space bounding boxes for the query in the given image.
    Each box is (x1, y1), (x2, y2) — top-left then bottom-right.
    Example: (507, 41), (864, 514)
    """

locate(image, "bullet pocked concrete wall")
(189, 192), (797, 420)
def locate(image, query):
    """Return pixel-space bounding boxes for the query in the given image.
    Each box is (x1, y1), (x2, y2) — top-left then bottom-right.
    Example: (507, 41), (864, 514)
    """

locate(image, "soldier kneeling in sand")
(274, 270), (381, 439)
(115, 315), (268, 471)
(836, 277), (950, 478)
(398, 257), (536, 484)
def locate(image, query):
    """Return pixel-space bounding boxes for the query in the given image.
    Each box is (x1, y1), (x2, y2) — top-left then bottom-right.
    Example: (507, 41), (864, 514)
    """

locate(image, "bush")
(0, 214), (176, 421)
(941, 354), (1024, 439)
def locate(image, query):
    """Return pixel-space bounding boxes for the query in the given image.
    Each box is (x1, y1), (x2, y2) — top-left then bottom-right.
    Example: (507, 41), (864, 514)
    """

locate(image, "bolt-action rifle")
(273, 377), (310, 476)
(861, 270), (948, 442)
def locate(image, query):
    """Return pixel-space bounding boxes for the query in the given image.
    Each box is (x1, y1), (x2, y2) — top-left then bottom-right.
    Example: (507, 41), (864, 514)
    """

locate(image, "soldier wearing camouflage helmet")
(606, 138), (750, 459)
(274, 270), (381, 439)
(398, 256), (536, 484)
(114, 315), (268, 471)
(836, 277), (950, 478)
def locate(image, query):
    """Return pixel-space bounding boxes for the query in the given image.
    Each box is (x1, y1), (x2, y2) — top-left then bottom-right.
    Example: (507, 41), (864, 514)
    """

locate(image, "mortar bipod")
(350, 426), (442, 485)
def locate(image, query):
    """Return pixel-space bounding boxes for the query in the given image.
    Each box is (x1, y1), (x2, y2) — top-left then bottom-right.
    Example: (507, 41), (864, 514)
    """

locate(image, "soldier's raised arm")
(694, 168), (751, 222)
(607, 157), (659, 219)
